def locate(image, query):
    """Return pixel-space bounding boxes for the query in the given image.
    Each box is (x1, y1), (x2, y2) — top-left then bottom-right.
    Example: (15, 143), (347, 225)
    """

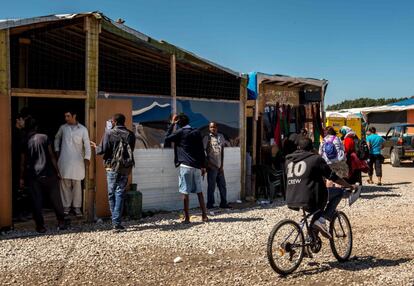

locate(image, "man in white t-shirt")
(54, 110), (91, 217)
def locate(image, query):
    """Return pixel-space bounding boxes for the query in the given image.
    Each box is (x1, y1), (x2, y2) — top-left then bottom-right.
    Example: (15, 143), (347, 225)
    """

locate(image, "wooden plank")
(96, 99), (132, 218)
(0, 29), (12, 229)
(84, 16), (100, 221)
(11, 88), (86, 98)
(171, 54), (177, 113)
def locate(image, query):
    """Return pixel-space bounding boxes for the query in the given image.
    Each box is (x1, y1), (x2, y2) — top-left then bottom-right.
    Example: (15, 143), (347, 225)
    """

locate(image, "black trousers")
(28, 176), (65, 227)
(368, 154), (383, 177)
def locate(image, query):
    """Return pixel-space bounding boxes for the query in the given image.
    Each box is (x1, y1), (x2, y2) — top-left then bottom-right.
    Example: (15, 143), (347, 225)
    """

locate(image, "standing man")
(55, 110), (91, 217)
(91, 113), (135, 231)
(366, 127), (385, 185)
(203, 122), (230, 209)
(20, 117), (66, 233)
(165, 114), (208, 223)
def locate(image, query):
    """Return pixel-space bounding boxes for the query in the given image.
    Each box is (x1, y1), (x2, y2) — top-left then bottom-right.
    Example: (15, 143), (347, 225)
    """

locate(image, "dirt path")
(0, 163), (413, 285)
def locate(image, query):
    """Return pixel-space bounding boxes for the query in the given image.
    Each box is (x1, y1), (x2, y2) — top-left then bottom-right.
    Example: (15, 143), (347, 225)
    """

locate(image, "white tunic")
(54, 123), (91, 180)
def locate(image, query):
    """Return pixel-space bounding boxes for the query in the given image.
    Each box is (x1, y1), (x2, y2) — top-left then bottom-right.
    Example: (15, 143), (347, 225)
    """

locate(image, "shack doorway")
(11, 97), (86, 229)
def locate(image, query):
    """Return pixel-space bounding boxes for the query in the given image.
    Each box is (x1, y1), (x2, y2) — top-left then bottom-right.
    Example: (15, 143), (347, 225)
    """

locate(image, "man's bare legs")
(197, 193), (208, 222)
(182, 193), (208, 223)
(183, 194), (190, 223)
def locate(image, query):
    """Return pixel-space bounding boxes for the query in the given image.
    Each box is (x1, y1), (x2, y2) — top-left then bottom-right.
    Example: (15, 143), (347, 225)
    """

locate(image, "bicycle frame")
(280, 209), (320, 250)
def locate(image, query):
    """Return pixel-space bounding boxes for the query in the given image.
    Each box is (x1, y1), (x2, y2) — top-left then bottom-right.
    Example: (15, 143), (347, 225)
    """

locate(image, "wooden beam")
(239, 79), (247, 200)
(11, 88), (86, 98)
(171, 53), (177, 114)
(84, 15), (100, 222)
(0, 29), (12, 229)
(287, 82), (300, 87)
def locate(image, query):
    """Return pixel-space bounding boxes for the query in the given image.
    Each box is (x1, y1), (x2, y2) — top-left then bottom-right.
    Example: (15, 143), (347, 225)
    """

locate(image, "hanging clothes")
(263, 106), (273, 141)
(282, 104), (289, 137)
(273, 103), (282, 149)
(286, 104), (292, 134)
(315, 103), (324, 139)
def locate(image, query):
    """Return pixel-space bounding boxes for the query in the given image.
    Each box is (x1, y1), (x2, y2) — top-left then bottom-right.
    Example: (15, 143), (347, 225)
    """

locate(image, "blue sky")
(1, 0), (414, 105)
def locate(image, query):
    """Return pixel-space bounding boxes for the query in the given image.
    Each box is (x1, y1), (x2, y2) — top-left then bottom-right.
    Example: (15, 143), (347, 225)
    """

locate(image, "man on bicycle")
(285, 137), (356, 238)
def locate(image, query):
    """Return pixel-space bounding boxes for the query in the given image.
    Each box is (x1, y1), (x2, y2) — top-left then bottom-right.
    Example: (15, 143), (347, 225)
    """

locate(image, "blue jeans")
(206, 167), (227, 208)
(312, 187), (345, 222)
(106, 171), (128, 226)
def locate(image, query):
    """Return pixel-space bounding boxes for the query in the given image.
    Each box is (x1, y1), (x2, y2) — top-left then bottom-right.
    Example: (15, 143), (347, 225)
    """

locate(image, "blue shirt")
(366, 134), (385, 155)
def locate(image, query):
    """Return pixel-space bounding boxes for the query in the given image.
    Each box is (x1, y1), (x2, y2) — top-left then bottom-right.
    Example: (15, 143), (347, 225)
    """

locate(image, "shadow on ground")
(0, 213), (264, 240)
(292, 256), (411, 277)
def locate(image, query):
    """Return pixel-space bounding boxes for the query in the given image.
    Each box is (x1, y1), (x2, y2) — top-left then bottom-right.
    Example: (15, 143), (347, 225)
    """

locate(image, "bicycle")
(267, 187), (361, 275)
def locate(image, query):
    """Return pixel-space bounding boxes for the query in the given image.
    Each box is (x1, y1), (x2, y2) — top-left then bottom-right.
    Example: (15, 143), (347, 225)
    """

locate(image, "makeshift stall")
(246, 73), (328, 201)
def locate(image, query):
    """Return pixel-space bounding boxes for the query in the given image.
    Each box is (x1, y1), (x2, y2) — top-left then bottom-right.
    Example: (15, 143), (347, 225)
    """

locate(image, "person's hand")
(19, 178), (25, 189)
(219, 166), (224, 173)
(171, 114), (179, 124)
(90, 141), (97, 148)
(201, 168), (206, 178)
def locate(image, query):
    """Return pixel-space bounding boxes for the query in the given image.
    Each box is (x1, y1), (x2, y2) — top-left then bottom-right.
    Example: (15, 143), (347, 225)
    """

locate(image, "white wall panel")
(133, 147), (241, 211)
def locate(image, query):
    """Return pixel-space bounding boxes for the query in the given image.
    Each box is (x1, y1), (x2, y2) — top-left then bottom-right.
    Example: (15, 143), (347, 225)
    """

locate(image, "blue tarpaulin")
(247, 72), (258, 100)
(389, 98), (414, 106)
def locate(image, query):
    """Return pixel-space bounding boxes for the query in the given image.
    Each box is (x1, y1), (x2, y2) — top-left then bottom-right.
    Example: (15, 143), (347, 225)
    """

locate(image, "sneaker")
(36, 226), (47, 234)
(349, 185), (362, 206)
(313, 218), (331, 239)
(219, 204), (231, 209)
(74, 208), (83, 217)
(113, 225), (126, 233)
(57, 220), (69, 231)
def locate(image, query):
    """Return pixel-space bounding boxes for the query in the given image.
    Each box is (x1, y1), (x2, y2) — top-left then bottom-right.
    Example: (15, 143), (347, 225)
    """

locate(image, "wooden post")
(0, 29), (12, 229)
(239, 79), (247, 200)
(321, 85), (326, 128)
(171, 54), (177, 113)
(84, 16), (100, 222)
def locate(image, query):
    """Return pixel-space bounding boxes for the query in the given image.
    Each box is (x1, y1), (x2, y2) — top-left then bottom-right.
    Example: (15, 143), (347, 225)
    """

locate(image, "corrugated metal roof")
(256, 72), (328, 88)
(0, 12), (242, 78)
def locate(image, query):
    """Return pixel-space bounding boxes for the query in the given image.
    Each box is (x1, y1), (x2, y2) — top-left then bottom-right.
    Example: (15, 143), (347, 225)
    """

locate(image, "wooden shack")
(0, 12), (247, 229)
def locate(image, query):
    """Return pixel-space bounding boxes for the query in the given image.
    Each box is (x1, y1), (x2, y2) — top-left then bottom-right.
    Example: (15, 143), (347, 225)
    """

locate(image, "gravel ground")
(1, 164), (414, 286)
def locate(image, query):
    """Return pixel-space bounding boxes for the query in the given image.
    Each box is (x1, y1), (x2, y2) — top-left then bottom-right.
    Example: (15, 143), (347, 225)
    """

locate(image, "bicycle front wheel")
(329, 211), (353, 262)
(267, 219), (305, 275)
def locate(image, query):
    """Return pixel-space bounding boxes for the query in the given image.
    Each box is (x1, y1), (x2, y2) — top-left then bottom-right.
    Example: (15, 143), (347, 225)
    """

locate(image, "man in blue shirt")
(366, 127), (385, 185)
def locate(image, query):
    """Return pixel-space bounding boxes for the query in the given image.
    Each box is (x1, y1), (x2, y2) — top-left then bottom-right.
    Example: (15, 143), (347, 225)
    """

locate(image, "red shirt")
(343, 136), (355, 154)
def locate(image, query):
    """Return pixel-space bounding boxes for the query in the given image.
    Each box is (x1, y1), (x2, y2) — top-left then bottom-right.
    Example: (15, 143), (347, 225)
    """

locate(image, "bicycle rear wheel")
(329, 211), (353, 262)
(267, 219), (305, 275)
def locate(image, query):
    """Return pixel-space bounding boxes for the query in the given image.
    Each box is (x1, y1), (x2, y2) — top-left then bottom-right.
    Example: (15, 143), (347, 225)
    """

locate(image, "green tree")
(327, 97), (411, 111)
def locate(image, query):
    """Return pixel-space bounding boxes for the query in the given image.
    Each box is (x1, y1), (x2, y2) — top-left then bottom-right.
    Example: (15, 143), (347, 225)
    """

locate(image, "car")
(382, 124), (414, 167)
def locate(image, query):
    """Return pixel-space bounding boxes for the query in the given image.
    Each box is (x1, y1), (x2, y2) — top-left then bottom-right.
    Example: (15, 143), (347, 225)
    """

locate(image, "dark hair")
(326, 126), (336, 136)
(18, 107), (31, 119)
(24, 116), (37, 132)
(64, 110), (77, 116)
(113, 113), (126, 126)
(298, 137), (314, 151)
(177, 114), (189, 127)
(368, 127), (376, 133)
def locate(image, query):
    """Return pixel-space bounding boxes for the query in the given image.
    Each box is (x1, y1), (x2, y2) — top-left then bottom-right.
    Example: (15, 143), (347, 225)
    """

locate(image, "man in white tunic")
(54, 110), (91, 216)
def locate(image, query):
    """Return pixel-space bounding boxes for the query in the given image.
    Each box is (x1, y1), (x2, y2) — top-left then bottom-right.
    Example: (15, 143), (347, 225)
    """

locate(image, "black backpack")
(357, 140), (369, 160)
(110, 130), (135, 174)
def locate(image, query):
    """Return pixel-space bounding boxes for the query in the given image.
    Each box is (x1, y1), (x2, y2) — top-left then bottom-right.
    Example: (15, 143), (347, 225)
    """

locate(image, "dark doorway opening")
(11, 97), (86, 229)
